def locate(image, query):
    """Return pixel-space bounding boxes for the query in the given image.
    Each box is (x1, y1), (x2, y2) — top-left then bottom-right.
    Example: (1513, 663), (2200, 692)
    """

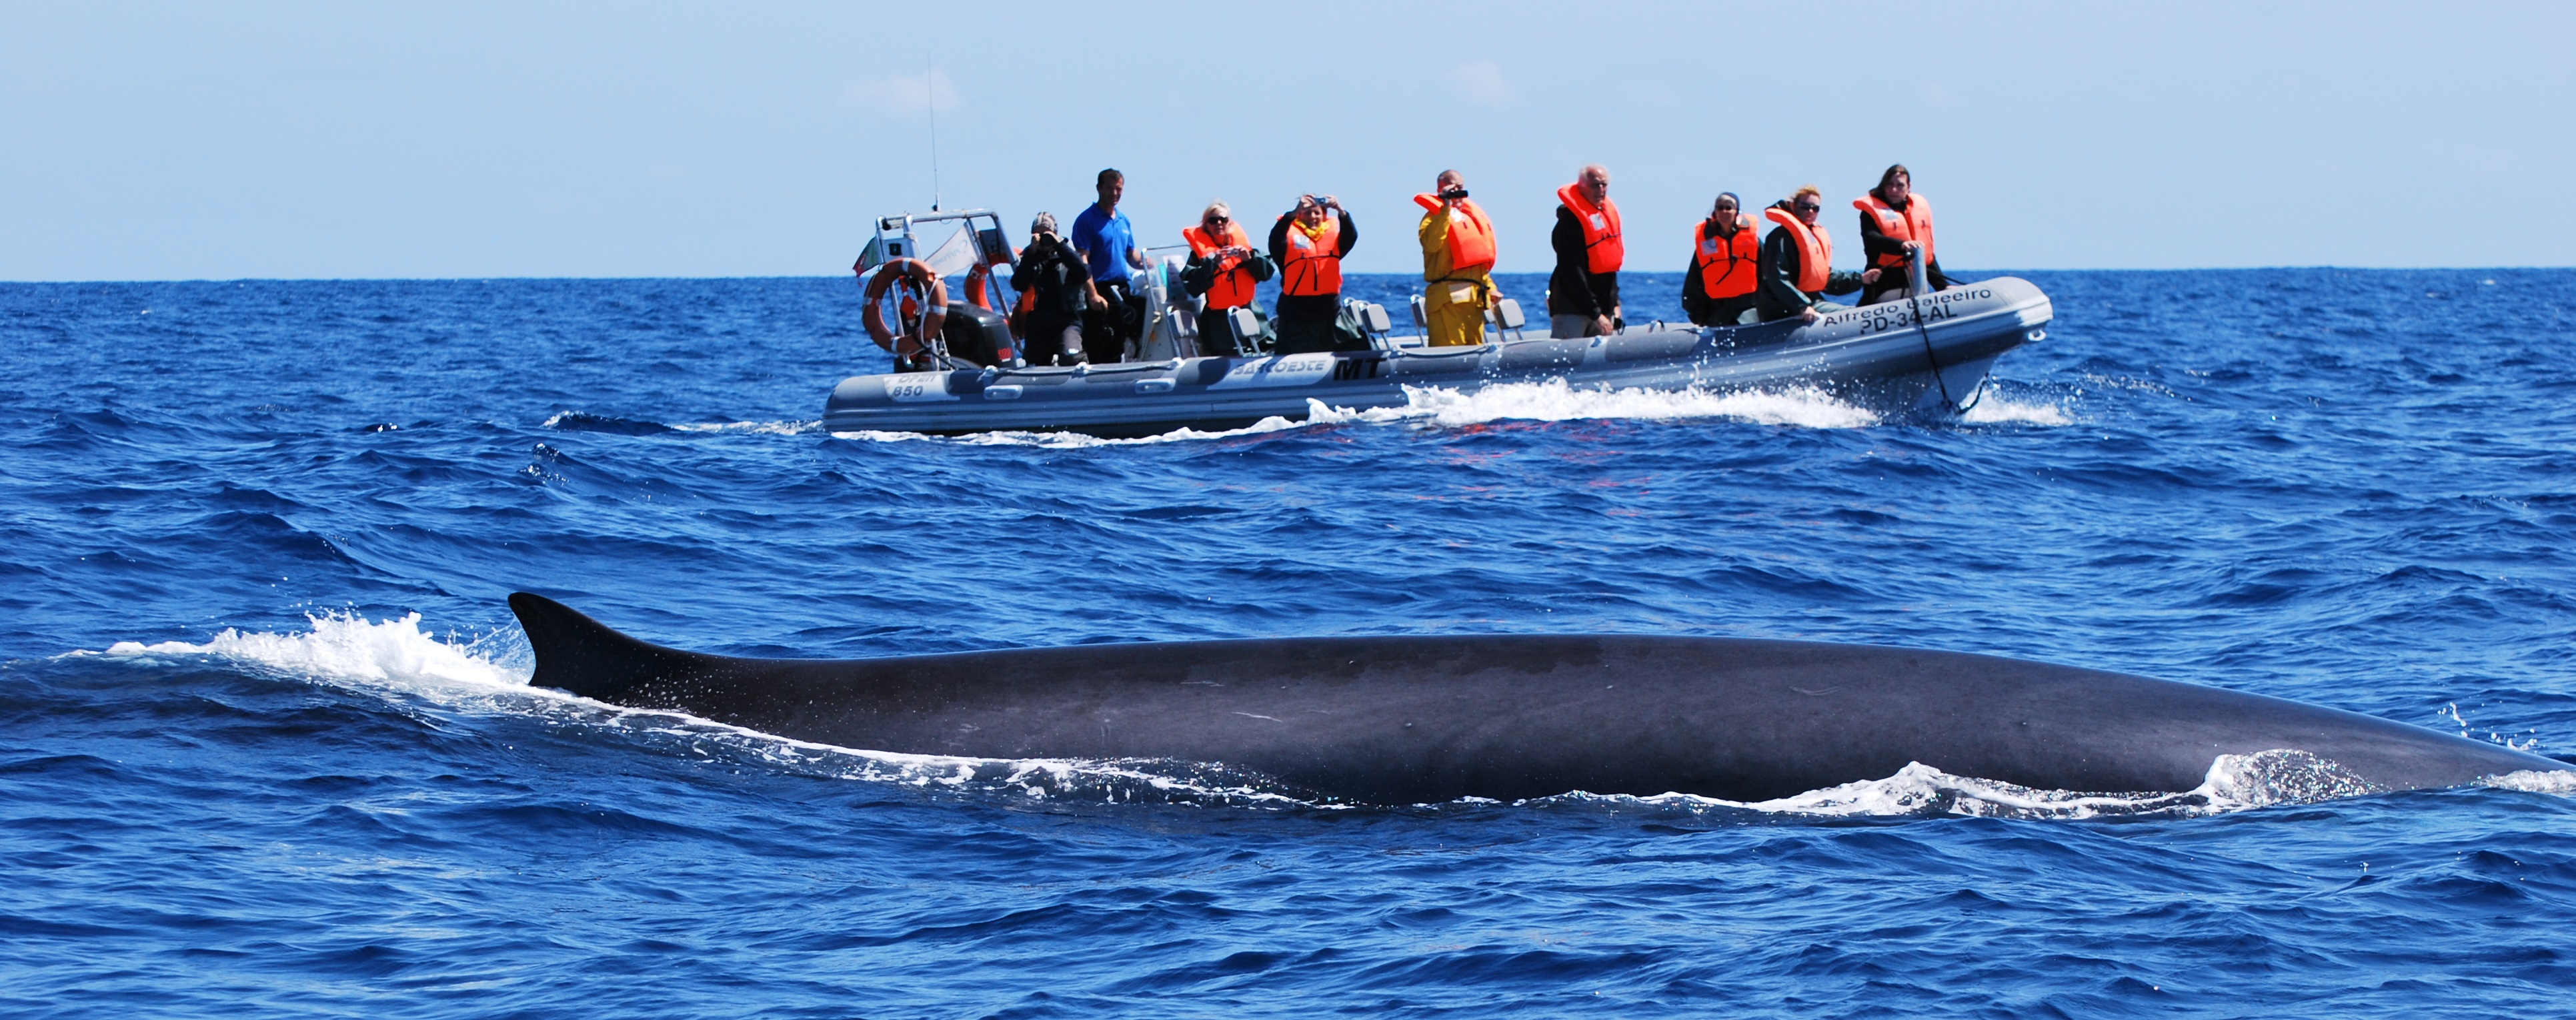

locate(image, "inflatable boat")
(830, 209), (2053, 438)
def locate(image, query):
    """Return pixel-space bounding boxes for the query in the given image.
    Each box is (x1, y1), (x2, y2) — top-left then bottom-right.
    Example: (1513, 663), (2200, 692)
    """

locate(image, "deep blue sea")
(5, 268), (2575, 1017)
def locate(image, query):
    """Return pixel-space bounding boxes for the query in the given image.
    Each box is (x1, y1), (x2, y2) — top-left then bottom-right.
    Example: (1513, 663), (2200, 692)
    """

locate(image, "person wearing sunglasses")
(1756, 185), (1877, 324)
(1268, 193), (1360, 355)
(1179, 200), (1275, 357)
(1682, 192), (1760, 327)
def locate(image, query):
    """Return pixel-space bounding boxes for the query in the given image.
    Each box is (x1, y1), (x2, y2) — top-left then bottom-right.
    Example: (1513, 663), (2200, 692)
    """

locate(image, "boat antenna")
(926, 57), (941, 212)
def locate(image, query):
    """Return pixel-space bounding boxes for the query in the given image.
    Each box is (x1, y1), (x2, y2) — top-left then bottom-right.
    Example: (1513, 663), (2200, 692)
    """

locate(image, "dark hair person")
(1854, 163), (1950, 306)
(1267, 193), (1360, 355)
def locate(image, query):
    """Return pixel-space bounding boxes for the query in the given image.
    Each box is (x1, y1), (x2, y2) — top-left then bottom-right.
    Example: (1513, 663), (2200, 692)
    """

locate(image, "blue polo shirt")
(1070, 203), (1136, 284)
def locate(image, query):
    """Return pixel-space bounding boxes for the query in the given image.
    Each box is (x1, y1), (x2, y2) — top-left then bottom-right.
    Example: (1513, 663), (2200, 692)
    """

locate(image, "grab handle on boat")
(1904, 246), (1950, 406)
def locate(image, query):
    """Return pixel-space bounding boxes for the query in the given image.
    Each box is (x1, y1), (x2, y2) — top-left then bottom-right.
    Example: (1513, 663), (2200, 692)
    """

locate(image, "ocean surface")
(4, 268), (2574, 1017)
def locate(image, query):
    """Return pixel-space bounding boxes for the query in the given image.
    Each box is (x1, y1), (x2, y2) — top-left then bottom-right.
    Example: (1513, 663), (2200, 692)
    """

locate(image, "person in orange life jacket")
(1854, 163), (1949, 306)
(1178, 200), (1274, 357)
(1010, 211), (1110, 366)
(1548, 163), (1623, 338)
(1756, 185), (1878, 324)
(1416, 169), (1503, 348)
(1266, 194), (1360, 355)
(1681, 192), (1760, 327)
(1071, 168), (1149, 364)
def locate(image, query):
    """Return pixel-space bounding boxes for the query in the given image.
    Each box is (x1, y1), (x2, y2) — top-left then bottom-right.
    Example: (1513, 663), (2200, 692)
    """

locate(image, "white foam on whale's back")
(670, 420), (823, 436)
(75, 611), (2572, 815)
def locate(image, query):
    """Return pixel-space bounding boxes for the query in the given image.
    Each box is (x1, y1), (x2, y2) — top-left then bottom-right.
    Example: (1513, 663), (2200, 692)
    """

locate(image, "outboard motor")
(1136, 255), (1192, 361)
(941, 303), (1016, 368)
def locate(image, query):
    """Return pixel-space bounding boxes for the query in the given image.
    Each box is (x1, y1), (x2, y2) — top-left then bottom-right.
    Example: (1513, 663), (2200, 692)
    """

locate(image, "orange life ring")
(964, 260), (1030, 340)
(861, 258), (948, 359)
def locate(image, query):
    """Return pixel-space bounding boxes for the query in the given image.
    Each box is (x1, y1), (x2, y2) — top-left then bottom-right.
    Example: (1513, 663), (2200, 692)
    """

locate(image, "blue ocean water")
(3, 268), (2574, 1017)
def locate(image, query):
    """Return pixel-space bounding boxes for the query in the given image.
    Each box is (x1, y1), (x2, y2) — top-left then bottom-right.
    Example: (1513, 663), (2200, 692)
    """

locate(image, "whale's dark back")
(507, 592), (2566, 803)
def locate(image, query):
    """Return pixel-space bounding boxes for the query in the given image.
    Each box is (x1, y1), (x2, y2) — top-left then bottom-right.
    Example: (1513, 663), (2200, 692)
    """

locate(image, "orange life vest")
(1182, 221), (1258, 310)
(1278, 215), (1344, 297)
(1762, 206), (1832, 294)
(1412, 193), (1496, 276)
(1693, 215), (1759, 300)
(1555, 182), (1624, 274)
(1852, 192), (1933, 270)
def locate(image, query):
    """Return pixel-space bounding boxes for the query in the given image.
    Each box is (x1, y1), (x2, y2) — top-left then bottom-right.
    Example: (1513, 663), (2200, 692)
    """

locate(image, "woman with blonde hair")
(1179, 199), (1274, 356)
(1756, 185), (1876, 323)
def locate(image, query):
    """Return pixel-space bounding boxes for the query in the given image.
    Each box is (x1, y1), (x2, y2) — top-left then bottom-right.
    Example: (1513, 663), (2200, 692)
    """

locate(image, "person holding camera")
(1414, 169), (1502, 348)
(1268, 194), (1358, 355)
(1180, 199), (1274, 357)
(1010, 211), (1106, 366)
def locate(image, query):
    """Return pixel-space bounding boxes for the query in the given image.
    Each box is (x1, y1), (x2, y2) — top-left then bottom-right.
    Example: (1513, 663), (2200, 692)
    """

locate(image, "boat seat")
(1193, 306), (1261, 358)
(1338, 300), (1399, 352)
(1486, 297), (1528, 340)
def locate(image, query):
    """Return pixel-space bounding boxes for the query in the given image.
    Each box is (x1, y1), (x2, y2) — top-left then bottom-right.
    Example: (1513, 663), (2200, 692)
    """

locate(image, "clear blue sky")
(4, 1), (2569, 280)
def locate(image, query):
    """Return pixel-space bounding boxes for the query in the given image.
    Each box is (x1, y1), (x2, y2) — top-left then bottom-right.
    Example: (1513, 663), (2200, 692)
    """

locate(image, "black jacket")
(1266, 210), (1358, 264)
(1754, 203), (1866, 322)
(1546, 205), (1619, 318)
(1180, 243), (1274, 300)
(1680, 217), (1756, 326)
(1010, 234), (1091, 320)
(1856, 195), (1949, 294)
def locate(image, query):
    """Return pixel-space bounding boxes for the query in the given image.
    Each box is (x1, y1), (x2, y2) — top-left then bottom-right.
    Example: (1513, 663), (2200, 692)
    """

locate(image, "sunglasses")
(1206, 215), (1229, 224)
(1794, 203), (1821, 211)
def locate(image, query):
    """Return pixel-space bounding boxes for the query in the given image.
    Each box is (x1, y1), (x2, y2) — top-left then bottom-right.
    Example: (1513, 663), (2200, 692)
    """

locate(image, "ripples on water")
(3, 270), (2573, 1016)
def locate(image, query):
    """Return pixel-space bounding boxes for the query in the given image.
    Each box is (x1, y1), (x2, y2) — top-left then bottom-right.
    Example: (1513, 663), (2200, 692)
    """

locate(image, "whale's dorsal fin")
(509, 592), (714, 701)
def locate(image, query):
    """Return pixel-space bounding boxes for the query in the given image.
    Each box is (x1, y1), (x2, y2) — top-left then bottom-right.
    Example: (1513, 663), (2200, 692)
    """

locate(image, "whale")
(509, 592), (2567, 804)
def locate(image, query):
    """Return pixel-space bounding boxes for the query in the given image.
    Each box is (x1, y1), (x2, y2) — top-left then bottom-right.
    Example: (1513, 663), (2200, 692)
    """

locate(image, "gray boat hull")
(824, 277), (2053, 437)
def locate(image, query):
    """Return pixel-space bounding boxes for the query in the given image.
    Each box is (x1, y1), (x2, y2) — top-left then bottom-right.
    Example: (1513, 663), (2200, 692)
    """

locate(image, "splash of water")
(670, 420), (822, 436)
(1959, 393), (2074, 426)
(1312, 380), (1882, 430)
(97, 611), (531, 690)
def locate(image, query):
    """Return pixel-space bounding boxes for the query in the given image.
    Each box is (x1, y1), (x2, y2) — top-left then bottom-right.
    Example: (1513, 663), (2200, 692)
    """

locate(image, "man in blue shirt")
(1070, 168), (1148, 364)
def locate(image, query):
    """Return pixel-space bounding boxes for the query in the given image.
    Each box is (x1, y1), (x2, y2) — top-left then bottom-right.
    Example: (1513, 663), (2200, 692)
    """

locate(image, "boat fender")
(862, 258), (949, 358)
